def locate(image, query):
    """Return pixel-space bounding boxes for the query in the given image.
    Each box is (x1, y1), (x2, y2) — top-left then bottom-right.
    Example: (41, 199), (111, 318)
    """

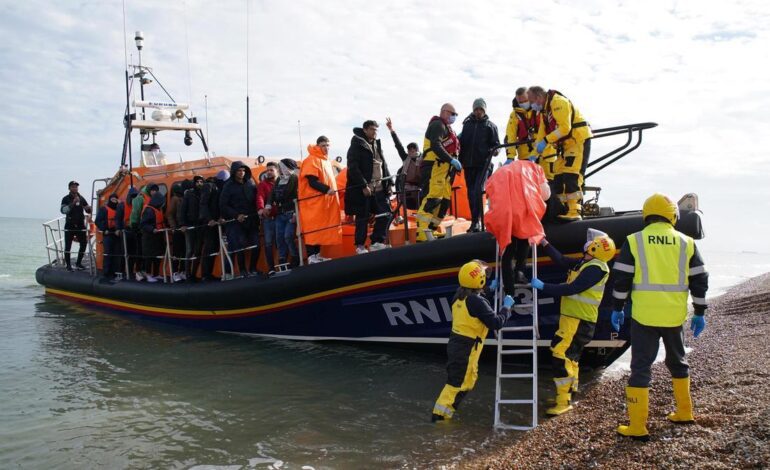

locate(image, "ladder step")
(495, 423), (536, 431)
(500, 349), (535, 355)
(498, 399), (535, 405)
(499, 326), (535, 332)
(499, 373), (535, 379)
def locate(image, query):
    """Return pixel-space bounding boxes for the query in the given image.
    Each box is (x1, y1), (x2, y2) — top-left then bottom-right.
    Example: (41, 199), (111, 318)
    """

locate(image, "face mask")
(531, 103), (542, 112)
(520, 102), (531, 110)
(447, 114), (457, 125)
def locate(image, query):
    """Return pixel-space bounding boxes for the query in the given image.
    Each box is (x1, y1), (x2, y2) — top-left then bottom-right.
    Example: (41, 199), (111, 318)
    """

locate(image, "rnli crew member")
(346, 120), (392, 254)
(130, 183), (158, 281)
(432, 260), (514, 422)
(530, 230), (616, 416)
(266, 159), (300, 268)
(505, 88), (546, 172)
(166, 181), (186, 282)
(199, 171), (228, 281)
(257, 162), (279, 274)
(299, 136), (343, 264)
(386, 117), (422, 210)
(219, 161), (260, 277)
(181, 175), (205, 281)
(94, 192), (124, 279)
(459, 98), (500, 232)
(611, 193), (709, 441)
(528, 86), (592, 221)
(60, 181), (92, 271)
(416, 103), (462, 242)
(139, 190), (166, 283)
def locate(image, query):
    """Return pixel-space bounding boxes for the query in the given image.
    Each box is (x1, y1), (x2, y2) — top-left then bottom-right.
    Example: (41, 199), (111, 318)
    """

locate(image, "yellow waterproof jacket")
(451, 298), (489, 341)
(627, 222), (695, 327)
(560, 258), (609, 323)
(540, 91), (592, 145)
(505, 107), (537, 160)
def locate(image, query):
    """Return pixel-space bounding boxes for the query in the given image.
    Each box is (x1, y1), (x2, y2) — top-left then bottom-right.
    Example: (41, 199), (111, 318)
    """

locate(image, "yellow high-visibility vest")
(560, 258), (609, 323)
(623, 222), (695, 327)
(451, 297), (489, 340)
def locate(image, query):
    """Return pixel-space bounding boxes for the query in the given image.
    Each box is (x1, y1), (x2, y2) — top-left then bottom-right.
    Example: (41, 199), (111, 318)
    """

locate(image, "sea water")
(1, 217), (766, 469)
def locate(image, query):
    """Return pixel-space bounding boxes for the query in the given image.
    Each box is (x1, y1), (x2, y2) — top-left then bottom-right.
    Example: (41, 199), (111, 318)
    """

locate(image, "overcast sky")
(0, 0), (767, 254)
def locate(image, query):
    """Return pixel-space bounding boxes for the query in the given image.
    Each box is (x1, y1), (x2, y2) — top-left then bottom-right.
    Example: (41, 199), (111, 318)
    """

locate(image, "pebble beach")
(466, 272), (770, 469)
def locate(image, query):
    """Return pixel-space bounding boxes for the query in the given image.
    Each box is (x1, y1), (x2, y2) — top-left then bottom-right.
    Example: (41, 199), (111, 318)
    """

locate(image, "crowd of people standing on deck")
(62, 85), (593, 280)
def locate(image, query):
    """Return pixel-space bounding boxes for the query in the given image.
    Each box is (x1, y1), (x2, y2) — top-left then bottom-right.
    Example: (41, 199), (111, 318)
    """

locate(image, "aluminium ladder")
(493, 242), (540, 430)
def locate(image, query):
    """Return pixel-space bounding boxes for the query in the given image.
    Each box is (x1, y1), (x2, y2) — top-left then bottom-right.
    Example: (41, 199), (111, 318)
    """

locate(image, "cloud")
(0, 0), (767, 250)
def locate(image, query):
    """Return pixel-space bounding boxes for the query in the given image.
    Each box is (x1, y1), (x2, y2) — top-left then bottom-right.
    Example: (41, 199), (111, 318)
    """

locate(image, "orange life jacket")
(106, 206), (118, 230)
(143, 205), (166, 230)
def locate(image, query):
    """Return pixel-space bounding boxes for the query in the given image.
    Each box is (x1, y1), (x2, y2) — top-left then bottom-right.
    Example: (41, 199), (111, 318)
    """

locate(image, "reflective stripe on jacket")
(625, 222), (695, 327)
(560, 258), (609, 323)
(451, 298), (489, 342)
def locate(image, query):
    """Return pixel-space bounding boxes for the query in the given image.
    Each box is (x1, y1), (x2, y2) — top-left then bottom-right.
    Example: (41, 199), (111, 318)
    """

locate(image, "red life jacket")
(143, 205), (166, 230)
(428, 115), (460, 156)
(106, 206), (118, 230)
(515, 109), (540, 150)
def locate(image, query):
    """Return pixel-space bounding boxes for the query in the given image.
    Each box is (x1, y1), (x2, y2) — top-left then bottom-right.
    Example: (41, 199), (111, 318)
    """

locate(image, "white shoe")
(146, 275), (158, 283)
(369, 242), (389, 251)
(355, 245), (368, 255)
(179, 272), (187, 281)
(172, 272), (183, 282)
(135, 272), (145, 282)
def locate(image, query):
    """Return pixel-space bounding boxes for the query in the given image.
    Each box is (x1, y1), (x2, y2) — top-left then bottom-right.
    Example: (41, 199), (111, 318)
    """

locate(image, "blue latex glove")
(610, 310), (625, 332)
(690, 315), (705, 338)
(531, 277), (544, 290)
(528, 155), (538, 162)
(488, 278), (498, 290)
(450, 158), (463, 171)
(503, 295), (515, 309)
(536, 140), (547, 154)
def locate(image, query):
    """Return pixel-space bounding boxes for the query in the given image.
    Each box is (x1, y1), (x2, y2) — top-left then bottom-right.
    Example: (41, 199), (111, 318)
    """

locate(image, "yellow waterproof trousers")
(433, 334), (484, 420)
(416, 161), (452, 241)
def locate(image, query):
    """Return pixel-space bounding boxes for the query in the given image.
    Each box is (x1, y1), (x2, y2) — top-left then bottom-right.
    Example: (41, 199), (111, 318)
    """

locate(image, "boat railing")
(42, 215), (97, 275)
(585, 122), (658, 178)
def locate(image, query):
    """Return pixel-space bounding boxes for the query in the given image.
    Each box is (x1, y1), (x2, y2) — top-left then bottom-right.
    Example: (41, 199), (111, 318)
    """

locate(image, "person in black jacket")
(181, 175), (205, 281)
(199, 171), (228, 280)
(60, 181), (92, 271)
(94, 192), (124, 279)
(345, 120), (392, 254)
(458, 98), (500, 231)
(219, 161), (259, 277)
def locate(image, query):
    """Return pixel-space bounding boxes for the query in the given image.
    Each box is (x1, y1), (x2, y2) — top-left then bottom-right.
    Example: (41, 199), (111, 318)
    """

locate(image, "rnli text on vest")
(648, 235), (677, 245)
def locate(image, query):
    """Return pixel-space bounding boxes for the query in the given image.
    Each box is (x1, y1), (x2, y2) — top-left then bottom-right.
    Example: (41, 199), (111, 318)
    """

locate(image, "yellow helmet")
(585, 235), (616, 262)
(642, 192), (678, 225)
(458, 260), (487, 289)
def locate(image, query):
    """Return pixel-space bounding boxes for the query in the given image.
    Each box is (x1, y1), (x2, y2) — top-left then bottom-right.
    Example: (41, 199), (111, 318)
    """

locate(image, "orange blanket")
(485, 160), (547, 252)
(298, 145), (343, 246)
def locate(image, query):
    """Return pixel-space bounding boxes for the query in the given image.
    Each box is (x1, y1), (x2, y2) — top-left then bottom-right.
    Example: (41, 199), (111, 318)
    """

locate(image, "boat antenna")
(245, 0), (250, 157)
(135, 30), (145, 121)
(121, 0), (134, 186)
(297, 120), (303, 160)
(183, 0), (194, 116)
(205, 94), (210, 149)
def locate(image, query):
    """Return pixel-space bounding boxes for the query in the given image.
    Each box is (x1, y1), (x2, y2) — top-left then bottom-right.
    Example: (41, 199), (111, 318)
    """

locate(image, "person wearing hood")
(267, 159), (300, 268)
(182, 176), (206, 281)
(199, 170), (229, 281)
(257, 162), (279, 274)
(167, 181), (187, 281)
(219, 161), (260, 277)
(298, 136), (342, 264)
(416, 103), (462, 242)
(386, 117), (423, 210)
(94, 192), (124, 279)
(459, 98), (500, 232)
(130, 183), (158, 281)
(60, 180), (92, 271)
(345, 120), (392, 254)
(139, 191), (167, 282)
(123, 187), (142, 279)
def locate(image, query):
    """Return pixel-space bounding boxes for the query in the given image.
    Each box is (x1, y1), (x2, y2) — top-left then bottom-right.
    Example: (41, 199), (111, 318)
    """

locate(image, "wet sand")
(467, 272), (770, 469)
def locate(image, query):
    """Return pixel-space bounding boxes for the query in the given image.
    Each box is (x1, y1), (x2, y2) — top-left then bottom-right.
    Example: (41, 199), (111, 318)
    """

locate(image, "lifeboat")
(35, 40), (705, 369)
